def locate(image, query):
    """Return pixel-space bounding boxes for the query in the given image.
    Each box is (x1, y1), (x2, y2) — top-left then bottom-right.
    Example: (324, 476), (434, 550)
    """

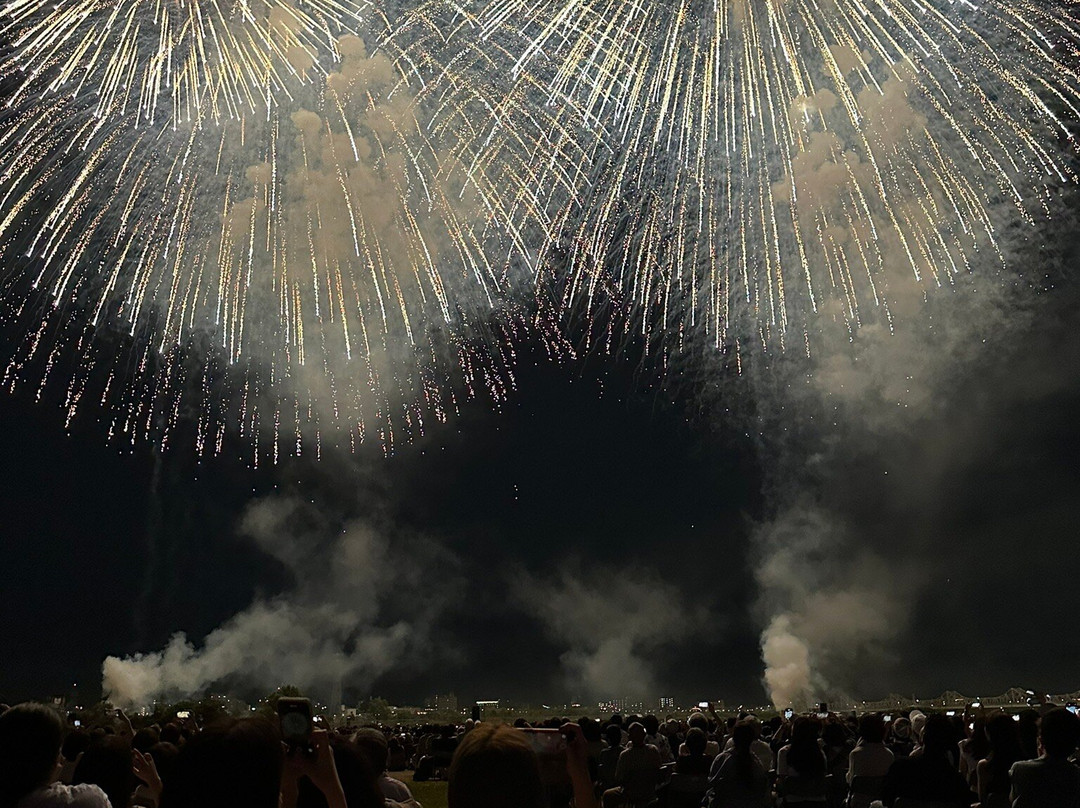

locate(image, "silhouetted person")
(1009, 708), (1080, 808)
(776, 717), (827, 805)
(975, 713), (1023, 806)
(881, 713), (973, 807)
(676, 728), (712, 776)
(602, 722), (661, 808)
(350, 728), (419, 806)
(0, 703), (110, 808)
(446, 723), (598, 808)
(707, 720), (771, 808)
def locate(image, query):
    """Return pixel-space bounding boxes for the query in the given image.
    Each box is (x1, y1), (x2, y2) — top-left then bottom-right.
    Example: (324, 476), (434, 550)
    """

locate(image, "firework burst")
(0, 0), (555, 459)
(396, 0), (1080, 360)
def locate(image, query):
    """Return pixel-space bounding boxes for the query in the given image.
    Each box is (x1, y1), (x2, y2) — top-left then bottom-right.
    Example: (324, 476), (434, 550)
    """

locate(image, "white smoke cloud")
(752, 501), (912, 708)
(103, 493), (460, 708)
(741, 48), (1074, 705)
(514, 563), (704, 700)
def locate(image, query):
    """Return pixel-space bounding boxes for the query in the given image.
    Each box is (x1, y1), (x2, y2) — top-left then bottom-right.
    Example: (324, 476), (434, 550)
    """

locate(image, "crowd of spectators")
(1, 698), (1077, 808)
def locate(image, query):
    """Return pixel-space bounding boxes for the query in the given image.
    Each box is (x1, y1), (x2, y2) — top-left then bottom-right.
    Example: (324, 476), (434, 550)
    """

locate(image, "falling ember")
(395, 0), (1080, 356)
(0, 2), (552, 458)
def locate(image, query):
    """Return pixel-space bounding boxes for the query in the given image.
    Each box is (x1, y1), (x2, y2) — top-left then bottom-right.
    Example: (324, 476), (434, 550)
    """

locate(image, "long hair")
(0, 703), (64, 808)
(73, 734), (135, 808)
(984, 713), (1024, 777)
(786, 717), (825, 777)
(160, 719), (282, 808)
(731, 720), (758, 787)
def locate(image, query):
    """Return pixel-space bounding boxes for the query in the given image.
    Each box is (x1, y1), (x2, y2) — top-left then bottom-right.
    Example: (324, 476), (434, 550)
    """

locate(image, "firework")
(0, 0), (551, 459)
(1, 0), (1078, 456)
(396, 0), (1080, 359)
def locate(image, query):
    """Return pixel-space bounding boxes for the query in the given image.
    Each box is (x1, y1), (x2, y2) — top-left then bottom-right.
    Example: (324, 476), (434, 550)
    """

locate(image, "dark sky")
(2, 259), (1079, 708)
(0, 339), (768, 706)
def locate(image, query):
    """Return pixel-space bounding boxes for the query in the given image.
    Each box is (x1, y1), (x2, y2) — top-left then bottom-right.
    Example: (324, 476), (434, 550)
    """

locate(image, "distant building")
(432, 693), (459, 713)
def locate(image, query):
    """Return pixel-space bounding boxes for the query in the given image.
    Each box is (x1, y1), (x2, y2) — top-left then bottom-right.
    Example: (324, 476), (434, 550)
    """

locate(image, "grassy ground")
(394, 771), (448, 808)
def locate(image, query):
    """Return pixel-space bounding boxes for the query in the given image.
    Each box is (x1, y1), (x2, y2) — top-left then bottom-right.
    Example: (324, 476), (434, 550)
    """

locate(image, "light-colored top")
(17, 783), (112, 808)
(1010, 757), (1080, 808)
(723, 737), (775, 773)
(379, 774), (421, 807)
(615, 743), (663, 801)
(847, 741), (894, 783)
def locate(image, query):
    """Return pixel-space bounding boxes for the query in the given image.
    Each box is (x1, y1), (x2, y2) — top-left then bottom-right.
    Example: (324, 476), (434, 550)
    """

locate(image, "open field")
(395, 771), (448, 808)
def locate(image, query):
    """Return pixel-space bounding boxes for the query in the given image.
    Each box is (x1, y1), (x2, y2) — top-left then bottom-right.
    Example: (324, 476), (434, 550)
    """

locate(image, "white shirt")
(18, 783), (112, 808)
(847, 741), (894, 783)
(379, 774), (420, 807)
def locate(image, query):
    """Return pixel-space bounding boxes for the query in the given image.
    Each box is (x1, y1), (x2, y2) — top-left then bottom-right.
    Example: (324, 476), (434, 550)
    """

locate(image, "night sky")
(2, 256), (1079, 708)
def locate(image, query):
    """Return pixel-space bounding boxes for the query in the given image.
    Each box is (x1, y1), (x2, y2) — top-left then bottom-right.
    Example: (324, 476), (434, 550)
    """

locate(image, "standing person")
(602, 723), (662, 808)
(0, 703), (110, 808)
(1010, 708), (1080, 808)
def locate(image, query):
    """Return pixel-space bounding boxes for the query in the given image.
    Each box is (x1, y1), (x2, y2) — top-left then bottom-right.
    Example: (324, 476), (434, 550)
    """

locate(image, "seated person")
(881, 714), (973, 807)
(676, 728), (713, 776)
(598, 724), (624, 789)
(602, 723), (662, 808)
(1010, 708), (1080, 808)
(447, 722), (597, 808)
(351, 728), (421, 807)
(848, 713), (894, 782)
(707, 720), (771, 808)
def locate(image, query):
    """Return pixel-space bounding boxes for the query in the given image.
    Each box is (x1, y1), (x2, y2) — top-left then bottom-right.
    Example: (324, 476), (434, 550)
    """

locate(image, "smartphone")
(1012, 714), (1021, 722)
(176, 711), (191, 719)
(278, 697), (313, 748)
(1067, 705), (1078, 715)
(783, 708), (794, 720)
(883, 715), (892, 722)
(73, 719), (81, 727)
(946, 711), (956, 716)
(519, 728), (569, 788)
(698, 702), (709, 709)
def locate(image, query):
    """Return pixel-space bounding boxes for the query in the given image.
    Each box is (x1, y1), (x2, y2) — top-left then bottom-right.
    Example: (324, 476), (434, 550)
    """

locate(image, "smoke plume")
(514, 562), (702, 700)
(103, 493), (460, 708)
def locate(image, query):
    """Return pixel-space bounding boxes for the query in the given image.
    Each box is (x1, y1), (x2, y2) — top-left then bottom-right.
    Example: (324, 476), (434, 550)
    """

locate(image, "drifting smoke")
(753, 504), (911, 709)
(103, 493), (461, 708)
(514, 563), (702, 700)
(745, 193), (1078, 708)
